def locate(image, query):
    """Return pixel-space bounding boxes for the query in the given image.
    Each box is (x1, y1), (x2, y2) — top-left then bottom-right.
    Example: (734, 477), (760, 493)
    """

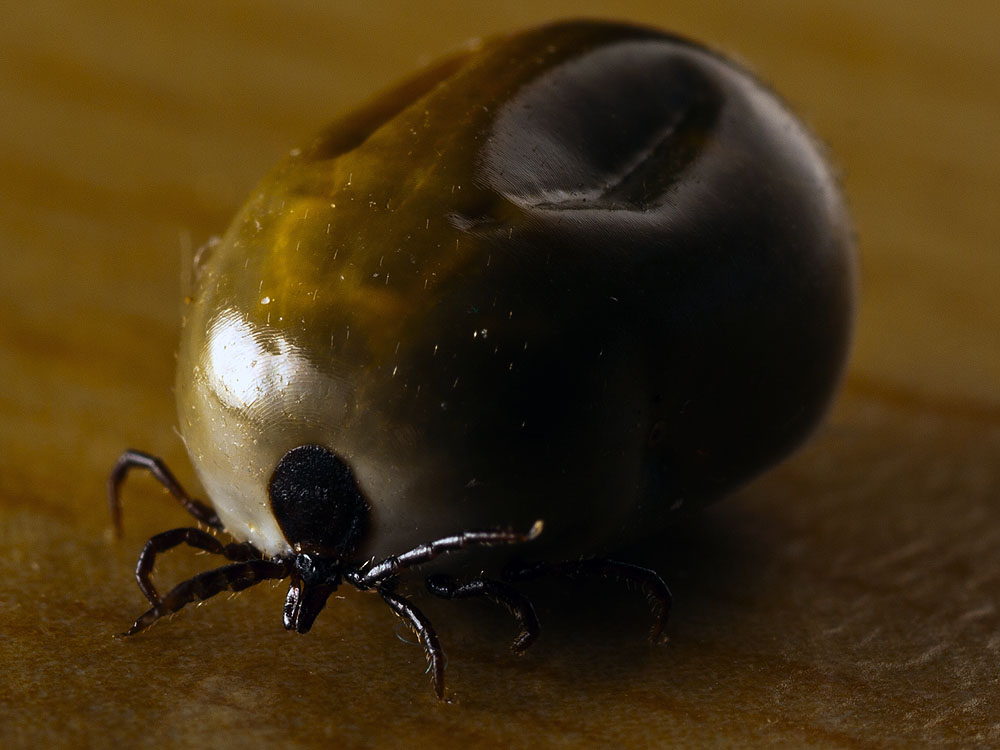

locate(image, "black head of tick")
(268, 444), (369, 559)
(268, 445), (371, 633)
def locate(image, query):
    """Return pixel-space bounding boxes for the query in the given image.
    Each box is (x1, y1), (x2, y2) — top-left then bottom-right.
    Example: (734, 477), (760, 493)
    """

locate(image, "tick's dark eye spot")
(268, 445), (369, 556)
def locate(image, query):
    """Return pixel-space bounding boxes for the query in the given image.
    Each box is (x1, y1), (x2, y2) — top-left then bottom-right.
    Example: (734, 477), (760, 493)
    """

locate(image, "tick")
(109, 19), (856, 698)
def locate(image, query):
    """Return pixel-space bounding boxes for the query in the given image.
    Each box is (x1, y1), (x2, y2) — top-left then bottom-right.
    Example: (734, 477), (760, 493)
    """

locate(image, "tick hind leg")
(426, 573), (540, 653)
(504, 558), (672, 643)
(133, 527), (261, 605)
(123, 559), (291, 637)
(107, 449), (222, 534)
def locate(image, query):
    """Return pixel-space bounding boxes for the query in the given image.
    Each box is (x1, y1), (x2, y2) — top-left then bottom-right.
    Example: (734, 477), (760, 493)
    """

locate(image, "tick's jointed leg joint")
(504, 557), (672, 643)
(134, 526), (261, 605)
(378, 585), (445, 699)
(358, 521), (543, 588)
(108, 449), (222, 535)
(426, 573), (540, 653)
(123, 559), (290, 637)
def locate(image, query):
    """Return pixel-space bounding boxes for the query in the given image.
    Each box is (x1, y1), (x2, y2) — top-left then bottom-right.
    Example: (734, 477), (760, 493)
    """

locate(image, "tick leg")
(505, 558), (672, 643)
(357, 520), (543, 587)
(378, 585), (446, 699)
(134, 527), (261, 605)
(108, 449), (222, 535)
(123, 559), (290, 636)
(426, 573), (540, 653)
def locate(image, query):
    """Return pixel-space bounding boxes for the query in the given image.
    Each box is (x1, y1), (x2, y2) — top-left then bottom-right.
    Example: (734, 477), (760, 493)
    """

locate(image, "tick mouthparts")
(283, 578), (335, 634)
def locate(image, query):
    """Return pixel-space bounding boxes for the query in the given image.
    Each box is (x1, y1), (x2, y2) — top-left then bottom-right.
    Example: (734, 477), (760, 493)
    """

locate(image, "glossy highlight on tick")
(108, 19), (856, 699)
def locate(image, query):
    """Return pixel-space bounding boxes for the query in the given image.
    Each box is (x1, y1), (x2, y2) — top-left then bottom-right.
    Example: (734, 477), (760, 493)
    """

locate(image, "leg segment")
(123, 559), (290, 636)
(107, 449), (221, 535)
(134, 527), (261, 605)
(426, 573), (540, 653)
(378, 585), (446, 699)
(357, 520), (543, 588)
(505, 558), (672, 643)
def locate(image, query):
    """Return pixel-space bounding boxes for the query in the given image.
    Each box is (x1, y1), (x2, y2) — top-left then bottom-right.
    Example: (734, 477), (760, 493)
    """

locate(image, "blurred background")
(2, 1), (998, 747)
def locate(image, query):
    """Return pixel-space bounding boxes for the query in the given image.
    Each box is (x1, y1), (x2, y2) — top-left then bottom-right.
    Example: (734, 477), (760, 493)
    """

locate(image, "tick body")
(110, 20), (856, 698)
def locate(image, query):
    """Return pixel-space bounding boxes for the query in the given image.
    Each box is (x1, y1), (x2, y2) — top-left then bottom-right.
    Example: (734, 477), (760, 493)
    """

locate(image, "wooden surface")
(2, 1), (998, 747)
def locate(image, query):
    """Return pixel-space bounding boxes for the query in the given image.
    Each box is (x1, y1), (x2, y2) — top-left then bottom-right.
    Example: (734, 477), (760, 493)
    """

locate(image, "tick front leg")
(358, 520), (543, 587)
(134, 527), (261, 605)
(107, 449), (222, 535)
(426, 573), (540, 653)
(505, 558), (672, 643)
(377, 585), (445, 699)
(123, 559), (290, 636)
